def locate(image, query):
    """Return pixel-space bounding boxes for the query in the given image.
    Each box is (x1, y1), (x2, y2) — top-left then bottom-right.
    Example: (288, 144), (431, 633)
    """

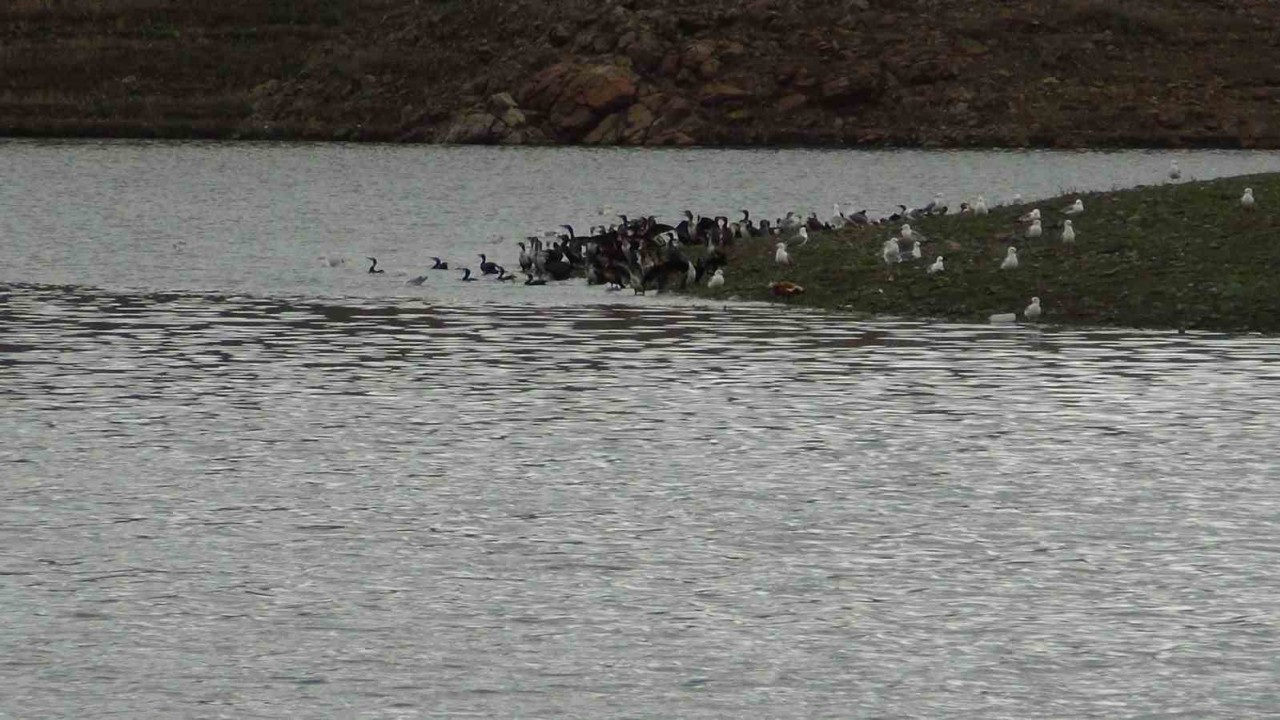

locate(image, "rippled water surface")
(4, 141), (1280, 717)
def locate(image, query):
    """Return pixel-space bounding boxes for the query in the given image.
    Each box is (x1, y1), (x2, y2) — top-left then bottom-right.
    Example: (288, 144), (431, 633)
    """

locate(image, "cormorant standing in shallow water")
(479, 254), (500, 275)
(367, 257), (384, 274)
(431, 257), (449, 270)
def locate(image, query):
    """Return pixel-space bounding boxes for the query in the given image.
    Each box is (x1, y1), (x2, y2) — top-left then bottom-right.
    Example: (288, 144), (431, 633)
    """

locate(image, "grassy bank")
(686, 173), (1280, 333)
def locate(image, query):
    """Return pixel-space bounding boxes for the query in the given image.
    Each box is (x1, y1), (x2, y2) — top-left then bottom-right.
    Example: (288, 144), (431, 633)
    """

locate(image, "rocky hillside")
(3, 0), (1279, 148)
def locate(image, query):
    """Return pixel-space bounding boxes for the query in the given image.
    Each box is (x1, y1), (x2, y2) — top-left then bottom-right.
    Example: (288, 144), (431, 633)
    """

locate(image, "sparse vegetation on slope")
(685, 174), (1280, 333)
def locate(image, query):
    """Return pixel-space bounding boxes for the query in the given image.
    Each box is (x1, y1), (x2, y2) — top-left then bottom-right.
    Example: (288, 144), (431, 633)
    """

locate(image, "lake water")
(3, 140), (1280, 718)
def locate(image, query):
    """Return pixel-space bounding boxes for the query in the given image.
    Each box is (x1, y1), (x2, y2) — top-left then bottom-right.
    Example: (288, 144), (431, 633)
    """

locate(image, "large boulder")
(442, 112), (498, 143)
(520, 63), (639, 140)
(568, 65), (638, 115)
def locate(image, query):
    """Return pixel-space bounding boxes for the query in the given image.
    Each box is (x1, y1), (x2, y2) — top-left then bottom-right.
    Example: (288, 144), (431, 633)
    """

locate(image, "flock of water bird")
(326, 158), (1257, 325)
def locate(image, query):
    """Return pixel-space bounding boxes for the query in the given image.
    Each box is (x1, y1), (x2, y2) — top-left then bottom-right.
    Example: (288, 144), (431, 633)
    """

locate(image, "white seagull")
(1001, 246), (1019, 270)
(707, 268), (725, 288)
(974, 195), (989, 216)
(795, 227), (810, 246)
(1242, 187), (1255, 210)
(1024, 296), (1042, 321)
(1061, 219), (1075, 243)
(775, 242), (793, 266)
(882, 238), (902, 265)
(1063, 199), (1084, 215)
(911, 240), (922, 259)
(928, 256), (944, 274)
(901, 223), (914, 242)
(1169, 159), (1181, 180)
(1018, 207), (1040, 223)
(830, 203), (847, 229)
(1026, 219), (1043, 238)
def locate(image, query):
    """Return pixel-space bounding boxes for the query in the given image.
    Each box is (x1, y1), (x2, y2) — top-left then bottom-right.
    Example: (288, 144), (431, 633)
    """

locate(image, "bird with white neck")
(1024, 297), (1042, 321)
(1001, 247), (1019, 270)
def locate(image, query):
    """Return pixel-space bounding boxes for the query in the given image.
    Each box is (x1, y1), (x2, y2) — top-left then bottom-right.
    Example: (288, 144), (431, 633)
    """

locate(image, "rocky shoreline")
(2, 0), (1279, 148)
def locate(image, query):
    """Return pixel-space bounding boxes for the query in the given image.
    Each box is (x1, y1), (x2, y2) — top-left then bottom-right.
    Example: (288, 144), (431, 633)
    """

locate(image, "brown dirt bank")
(2, 0), (1279, 148)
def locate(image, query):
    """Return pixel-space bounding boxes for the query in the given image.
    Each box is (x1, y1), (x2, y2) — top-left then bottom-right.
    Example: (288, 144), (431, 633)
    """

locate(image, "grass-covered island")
(684, 173), (1280, 333)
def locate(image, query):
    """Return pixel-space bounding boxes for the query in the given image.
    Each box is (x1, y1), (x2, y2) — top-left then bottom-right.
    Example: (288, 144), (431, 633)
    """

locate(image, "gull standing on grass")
(707, 268), (725, 288)
(1001, 247), (1019, 270)
(911, 240), (922, 260)
(830, 203), (846, 229)
(775, 242), (793, 266)
(1063, 199), (1084, 215)
(883, 238), (902, 265)
(928, 256), (944, 274)
(1024, 297), (1042, 321)
(1242, 188), (1255, 210)
(974, 195), (989, 216)
(1027, 218), (1043, 238)
(1061, 219), (1075, 243)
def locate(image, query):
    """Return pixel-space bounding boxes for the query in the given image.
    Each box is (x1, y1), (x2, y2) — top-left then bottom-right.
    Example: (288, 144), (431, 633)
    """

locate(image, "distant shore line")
(0, 124), (1275, 151)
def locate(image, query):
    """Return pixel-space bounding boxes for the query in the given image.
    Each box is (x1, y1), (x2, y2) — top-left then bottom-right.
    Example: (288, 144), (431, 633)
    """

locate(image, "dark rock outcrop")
(1, 0), (1279, 149)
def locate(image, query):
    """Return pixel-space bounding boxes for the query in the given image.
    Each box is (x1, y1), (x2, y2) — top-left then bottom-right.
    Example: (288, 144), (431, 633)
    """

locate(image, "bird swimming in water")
(1061, 219), (1075, 243)
(366, 257), (384, 274)
(431, 257), (449, 270)
(495, 267), (516, 282)
(324, 256), (346, 267)
(928, 256), (944, 274)
(775, 242), (793, 266)
(1169, 159), (1181, 180)
(1063, 199), (1084, 215)
(406, 274), (428, 286)
(1242, 187), (1255, 210)
(1001, 246), (1019, 270)
(479, 254), (500, 275)
(707, 268), (725, 289)
(1027, 219), (1043, 238)
(1024, 296), (1042, 321)
(523, 272), (546, 286)
(459, 268), (477, 281)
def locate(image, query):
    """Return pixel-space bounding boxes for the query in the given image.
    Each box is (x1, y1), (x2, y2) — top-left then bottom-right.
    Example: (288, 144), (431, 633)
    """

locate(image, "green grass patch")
(684, 173), (1280, 333)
